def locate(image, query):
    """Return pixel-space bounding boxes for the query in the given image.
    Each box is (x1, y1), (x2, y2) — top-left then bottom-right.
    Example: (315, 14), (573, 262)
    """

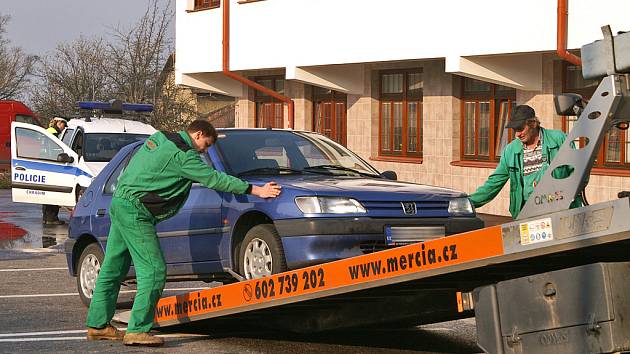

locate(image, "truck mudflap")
(474, 262), (630, 354)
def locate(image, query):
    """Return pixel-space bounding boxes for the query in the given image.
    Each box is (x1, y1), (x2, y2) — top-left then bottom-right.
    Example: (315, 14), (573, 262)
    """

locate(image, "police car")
(10, 101), (156, 207)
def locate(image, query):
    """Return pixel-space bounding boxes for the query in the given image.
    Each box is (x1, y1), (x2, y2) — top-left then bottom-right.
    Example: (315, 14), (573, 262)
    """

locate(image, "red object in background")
(0, 100), (44, 172)
(0, 221), (27, 241)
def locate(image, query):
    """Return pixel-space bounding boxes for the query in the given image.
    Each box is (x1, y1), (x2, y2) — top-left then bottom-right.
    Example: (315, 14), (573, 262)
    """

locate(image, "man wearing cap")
(43, 117), (68, 225)
(469, 104), (583, 219)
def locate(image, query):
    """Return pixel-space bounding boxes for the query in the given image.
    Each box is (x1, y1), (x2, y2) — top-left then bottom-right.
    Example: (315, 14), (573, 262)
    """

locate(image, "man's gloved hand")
(251, 182), (282, 198)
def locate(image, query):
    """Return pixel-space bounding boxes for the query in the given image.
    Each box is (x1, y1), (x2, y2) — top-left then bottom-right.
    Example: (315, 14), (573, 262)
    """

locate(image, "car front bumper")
(275, 216), (484, 269)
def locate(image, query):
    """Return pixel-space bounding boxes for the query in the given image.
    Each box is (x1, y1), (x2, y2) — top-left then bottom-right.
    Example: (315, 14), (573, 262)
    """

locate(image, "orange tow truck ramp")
(152, 225), (504, 327)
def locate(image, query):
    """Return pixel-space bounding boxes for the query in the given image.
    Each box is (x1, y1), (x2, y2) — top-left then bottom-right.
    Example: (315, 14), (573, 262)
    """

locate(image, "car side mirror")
(554, 93), (585, 116)
(57, 153), (74, 164)
(381, 170), (397, 180)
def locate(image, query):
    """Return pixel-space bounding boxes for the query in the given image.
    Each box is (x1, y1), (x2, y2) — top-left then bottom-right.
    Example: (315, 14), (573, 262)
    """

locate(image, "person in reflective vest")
(43, 116), (68, 225)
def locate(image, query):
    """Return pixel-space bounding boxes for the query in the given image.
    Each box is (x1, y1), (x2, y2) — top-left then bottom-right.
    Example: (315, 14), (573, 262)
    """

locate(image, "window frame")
(192, 0), (220, 11)
(377, 68), (423, 162)
(312, 87), (347, 146)
(459, 78), (516, 163)
(562, 63), (629, 174)
(253, 75), (285, 129)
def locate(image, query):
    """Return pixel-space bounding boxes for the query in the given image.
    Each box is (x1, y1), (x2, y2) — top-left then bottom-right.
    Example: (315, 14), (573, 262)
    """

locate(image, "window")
(215, 131), (378, 176)
(313, 87), (347, 145)
(379, 69), (423, 159)
(83, 133), (148, 162)
(254, 76), (284, 129)
(460, 78), (516, 162)
(194, 0), (220, 10)
(72, 130), (84, 158)
(61, 129), (75, 146)
(15, 127), (64, 161)
(563, 64), (629, 171)
(104, 146), (141, 194)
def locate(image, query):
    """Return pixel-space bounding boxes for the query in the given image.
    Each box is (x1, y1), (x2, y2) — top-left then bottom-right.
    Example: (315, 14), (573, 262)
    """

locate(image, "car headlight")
(295, 196), (366, 214)
(448, 197), (474, 215)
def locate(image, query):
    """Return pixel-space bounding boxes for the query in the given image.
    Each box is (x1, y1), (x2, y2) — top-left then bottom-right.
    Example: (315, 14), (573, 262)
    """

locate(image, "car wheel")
(239, 224), (287, 279)
(77, 243), (104, 307)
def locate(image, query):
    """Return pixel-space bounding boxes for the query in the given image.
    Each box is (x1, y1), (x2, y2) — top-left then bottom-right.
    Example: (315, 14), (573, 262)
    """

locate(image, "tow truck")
(115, 27), (630, 354)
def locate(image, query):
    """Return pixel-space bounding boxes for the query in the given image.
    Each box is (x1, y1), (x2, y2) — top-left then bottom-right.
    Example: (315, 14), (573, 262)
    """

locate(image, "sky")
(3, 0), (174, 57)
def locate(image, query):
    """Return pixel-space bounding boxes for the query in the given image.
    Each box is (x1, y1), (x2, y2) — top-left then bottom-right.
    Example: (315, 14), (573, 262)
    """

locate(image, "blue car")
(65, 129), (483, 305)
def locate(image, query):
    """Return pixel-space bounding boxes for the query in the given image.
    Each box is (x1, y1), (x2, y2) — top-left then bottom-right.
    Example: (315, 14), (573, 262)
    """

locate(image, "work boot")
(86, 324), (124, 341)
(123, 332), (164, 347)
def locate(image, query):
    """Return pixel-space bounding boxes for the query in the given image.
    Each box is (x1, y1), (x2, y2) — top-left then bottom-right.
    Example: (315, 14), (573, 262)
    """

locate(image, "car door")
(156, 153), (225, 272)
(95, 148), (224, 275)
(10, 122), (88, 206)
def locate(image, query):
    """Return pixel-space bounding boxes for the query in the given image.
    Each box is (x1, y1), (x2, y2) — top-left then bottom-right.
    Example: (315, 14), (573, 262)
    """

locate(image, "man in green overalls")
(85, 120), (281, 346)
(469, 105), (583, 219)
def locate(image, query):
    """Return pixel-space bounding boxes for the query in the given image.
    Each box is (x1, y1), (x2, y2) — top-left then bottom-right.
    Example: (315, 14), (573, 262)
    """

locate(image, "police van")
(11, 101), (156, 207)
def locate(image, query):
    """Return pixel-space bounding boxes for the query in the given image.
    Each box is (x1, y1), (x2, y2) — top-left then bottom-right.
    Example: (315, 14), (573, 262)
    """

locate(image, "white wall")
(176, 0), (630, 76)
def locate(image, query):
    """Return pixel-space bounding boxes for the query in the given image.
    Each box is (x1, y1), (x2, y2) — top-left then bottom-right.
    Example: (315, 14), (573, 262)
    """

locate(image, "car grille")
(361, 200), (449, 217)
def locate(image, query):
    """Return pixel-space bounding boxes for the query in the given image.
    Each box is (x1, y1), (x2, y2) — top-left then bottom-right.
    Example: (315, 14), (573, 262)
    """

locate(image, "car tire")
(77, 243), (104, 307)
(238, 224), (287, 279)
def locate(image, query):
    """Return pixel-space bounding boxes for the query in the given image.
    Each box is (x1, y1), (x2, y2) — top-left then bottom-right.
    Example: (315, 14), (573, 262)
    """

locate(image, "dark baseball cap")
(506, 105), (536, 129)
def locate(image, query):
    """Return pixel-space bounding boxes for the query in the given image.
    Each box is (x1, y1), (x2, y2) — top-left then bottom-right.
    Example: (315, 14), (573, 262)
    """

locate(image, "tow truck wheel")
(239, 224), (287, 279)
(77, 243), (104, 307)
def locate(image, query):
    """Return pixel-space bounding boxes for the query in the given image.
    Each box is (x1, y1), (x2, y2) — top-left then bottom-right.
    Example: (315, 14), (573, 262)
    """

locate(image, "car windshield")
(215, 130), (381, 177)
(83, 133), (148, 162)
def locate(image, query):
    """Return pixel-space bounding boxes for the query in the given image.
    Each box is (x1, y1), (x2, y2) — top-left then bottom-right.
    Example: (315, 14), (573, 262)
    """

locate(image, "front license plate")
(385, 225), (446, 245)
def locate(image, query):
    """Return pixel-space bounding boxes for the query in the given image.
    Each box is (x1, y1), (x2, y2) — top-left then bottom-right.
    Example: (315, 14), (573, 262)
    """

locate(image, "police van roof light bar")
(77, 101), (154, 112)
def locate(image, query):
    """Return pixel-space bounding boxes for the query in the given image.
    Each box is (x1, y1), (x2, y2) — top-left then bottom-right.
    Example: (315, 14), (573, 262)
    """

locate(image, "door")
(0, 110), (10, 169)
(313, 87), (347, 145)
(11, 122), (87, 206)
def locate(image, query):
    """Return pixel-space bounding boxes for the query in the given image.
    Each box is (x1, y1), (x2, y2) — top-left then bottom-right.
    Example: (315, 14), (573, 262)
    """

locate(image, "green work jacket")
(114, 130), (250, 222)
(469, 128), (583, 219)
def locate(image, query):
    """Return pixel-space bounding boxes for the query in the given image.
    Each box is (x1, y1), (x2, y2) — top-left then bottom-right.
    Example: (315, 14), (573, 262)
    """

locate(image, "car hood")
(249, 175), (467, 202)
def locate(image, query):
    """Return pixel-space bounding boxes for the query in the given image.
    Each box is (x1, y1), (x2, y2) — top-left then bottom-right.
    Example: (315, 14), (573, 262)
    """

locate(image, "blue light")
(77, 101), (153, 112)
(121, 103), (153, 112)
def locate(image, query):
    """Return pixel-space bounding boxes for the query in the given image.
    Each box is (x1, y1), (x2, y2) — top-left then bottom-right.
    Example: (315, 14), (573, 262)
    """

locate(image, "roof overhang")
(286, 64), (364, 94)
(176, 71), (243, 97)
(446, 53), (543, 91)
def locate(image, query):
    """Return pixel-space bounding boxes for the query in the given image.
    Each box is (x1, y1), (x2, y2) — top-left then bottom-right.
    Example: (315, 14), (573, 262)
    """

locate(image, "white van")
(11, 111), (156, 207)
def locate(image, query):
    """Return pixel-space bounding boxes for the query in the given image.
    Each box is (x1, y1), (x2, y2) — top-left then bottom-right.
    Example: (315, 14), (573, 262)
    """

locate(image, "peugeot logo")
(401, 202), (417, 215)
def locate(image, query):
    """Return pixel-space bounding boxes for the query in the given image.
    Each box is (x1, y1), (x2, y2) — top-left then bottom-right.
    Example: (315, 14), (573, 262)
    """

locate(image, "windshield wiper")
(303, 164), (381, 178)
(237, 167), (303, 177)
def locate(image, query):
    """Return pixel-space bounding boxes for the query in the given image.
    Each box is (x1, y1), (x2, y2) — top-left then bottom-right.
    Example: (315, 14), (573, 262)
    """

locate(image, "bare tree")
(0, 14), (36, 100)
(31, 37), (112, 118)
(108, 1), (172, 107)
(152, 54), (199, 130)
(29, 0), (196, 127)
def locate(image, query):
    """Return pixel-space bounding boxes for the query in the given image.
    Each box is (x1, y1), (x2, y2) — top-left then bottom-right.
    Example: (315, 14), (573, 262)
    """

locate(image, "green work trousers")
(86, 197), (166, 333)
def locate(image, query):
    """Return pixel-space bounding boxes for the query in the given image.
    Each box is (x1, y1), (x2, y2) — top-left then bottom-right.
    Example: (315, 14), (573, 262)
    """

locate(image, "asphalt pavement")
(0, 189), (487, 353)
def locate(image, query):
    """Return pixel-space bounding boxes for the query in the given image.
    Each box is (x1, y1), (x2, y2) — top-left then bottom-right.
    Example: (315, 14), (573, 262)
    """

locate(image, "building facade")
(176, 0), (630, 216)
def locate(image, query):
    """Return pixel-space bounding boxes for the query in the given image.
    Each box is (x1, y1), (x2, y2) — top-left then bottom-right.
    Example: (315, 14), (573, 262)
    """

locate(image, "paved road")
(0, 190), (488, 353)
